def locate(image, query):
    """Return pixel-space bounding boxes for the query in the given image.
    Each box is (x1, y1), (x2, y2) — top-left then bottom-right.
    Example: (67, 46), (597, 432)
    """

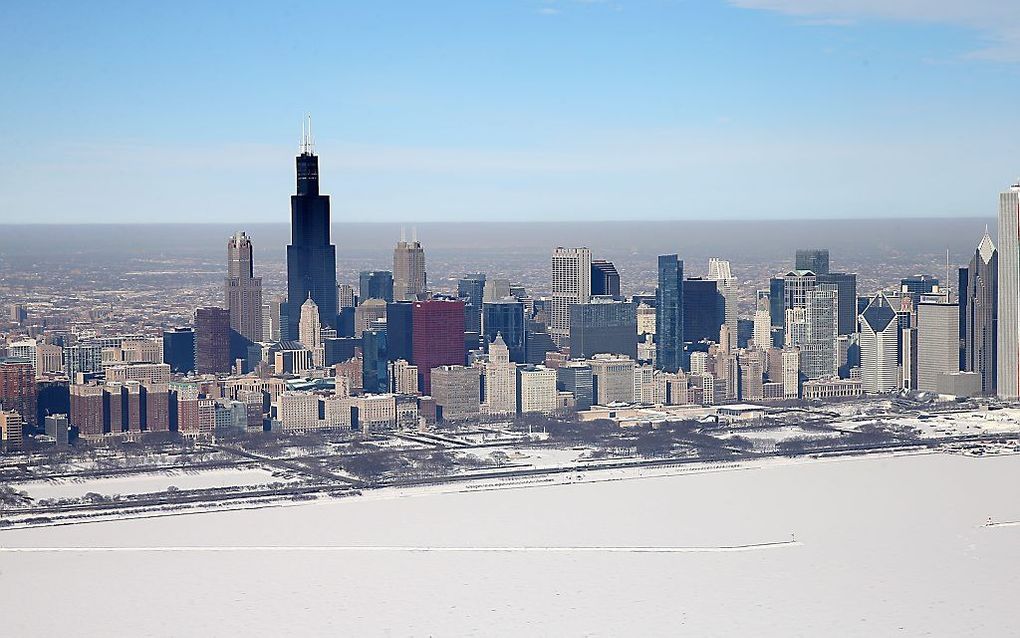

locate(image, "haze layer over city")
(3, 2), (1020, 637)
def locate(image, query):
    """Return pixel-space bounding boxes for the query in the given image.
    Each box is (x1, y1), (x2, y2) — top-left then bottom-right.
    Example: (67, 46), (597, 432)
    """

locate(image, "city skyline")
(3, 2), (1020, 224)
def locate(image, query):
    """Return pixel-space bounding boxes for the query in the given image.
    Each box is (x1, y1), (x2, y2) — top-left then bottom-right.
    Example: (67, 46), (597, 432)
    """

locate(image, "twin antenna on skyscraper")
(300, 114), (314, 155)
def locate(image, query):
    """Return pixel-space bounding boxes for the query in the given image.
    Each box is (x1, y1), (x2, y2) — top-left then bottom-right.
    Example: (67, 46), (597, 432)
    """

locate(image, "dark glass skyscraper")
(656, 254), (684, 373)
(569, 299), (637, 360)
(458, 274), (486, 336)
(286, 132), (338, 339)
(163, 327), (195, 374)
(360, 270), (394, 302)
(482, 299), (526, 363)
(683, 278), (724, 344)
(769, 277), (785, 330)
(591, 260), (621, 297)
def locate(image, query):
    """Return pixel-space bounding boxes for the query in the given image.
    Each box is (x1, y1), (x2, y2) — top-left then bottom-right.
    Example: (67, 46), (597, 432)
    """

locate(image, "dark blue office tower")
(286, 121), (338, 339)
(656, 254), (684, 373)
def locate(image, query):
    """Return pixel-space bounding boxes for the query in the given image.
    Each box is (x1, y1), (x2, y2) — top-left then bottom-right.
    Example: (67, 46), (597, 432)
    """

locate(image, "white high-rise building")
(277, 391), (321, 432)
(752, 296), (771, 350)
(858, 293), (899, 393)
(518, 366), (558, 414)
(998, 181), (1020, 398)
(388, 359), (420, 395)
(917, 301), (960, 393)
(785, 307), (807, 347)
(7, 338), (37, 372)
(482, 333), (517, 417)
(689, 351), (708, 375)
(298, 296), (323, 366)
(298, 296), (321, 350)
(707, 258), (737, 351)
(802, 285), (839, 379)
(393, 230), (426, 301)
(551, 247), (592, 348)
(782, 348), (800, 398)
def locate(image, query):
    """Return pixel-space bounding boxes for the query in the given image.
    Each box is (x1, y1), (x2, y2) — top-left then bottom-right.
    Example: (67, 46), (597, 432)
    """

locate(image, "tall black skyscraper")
(591, 260), (621, 297)
(683, 278), (724, 344)
(286, 122), (338, 339)
(655, 254), (684, 373)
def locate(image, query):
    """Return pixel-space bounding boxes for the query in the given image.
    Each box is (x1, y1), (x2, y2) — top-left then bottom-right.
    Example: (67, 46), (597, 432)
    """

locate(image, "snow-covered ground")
(11, 467), (288, 501)
(2, 452), (1018, 636)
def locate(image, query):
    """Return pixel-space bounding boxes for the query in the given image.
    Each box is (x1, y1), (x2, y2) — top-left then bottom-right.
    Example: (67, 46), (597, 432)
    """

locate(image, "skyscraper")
(917, 301), (961, 393)
(590, 260), (621, 297)
(411, 299), (466, 394)
(482, 299), (527, 363)
(393, 231), (427, 301)
(998, 181), (1020, 398)
(0, 359), (37, 429)
(769, 276), (786, 330)
(802, 285), (838, 379)
(162, 328), (195, 374)
(752, 297), (771, 350)
(817, 272), (857, 335)
(360, 270), (394, 303)
(682, 278), (724, 344)
(707, 258), (737, 351)
(481, 333), (516, 417)
(962, 230), (997, 395)
(656, 254), (684, 373)
(458, 274), (486, 335)
(298, 296), (322, 352)
(551, 247), (592, 348)
(795, 249), (830, 275)
(569, 298), (637, 360)
(286, 121), (338, 339)
(859, 293), (899, 393)
(194, 307), (231, 374)
(225, 231), (263, 344)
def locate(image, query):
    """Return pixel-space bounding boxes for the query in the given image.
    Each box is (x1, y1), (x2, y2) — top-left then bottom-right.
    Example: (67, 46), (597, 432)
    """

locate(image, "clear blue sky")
(2, 0), (1019, 223)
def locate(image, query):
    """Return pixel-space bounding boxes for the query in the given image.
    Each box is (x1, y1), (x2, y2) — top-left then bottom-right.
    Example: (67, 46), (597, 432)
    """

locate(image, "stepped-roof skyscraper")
(225, 231), (263, 344)
(286, 119), (337, 339)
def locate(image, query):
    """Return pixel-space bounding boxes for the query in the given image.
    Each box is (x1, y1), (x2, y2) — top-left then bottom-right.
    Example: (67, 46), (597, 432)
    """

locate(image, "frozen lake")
(2, 452), (1019, 636)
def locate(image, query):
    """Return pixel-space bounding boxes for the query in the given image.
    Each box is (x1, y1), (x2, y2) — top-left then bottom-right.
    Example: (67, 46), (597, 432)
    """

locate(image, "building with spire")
(286, 117), (337, 340)
(299, 295), (324, 367)
(961, 229), (997, 395)
(393, 229), (426, 301)
(482, 333), (516, 417)
(225, 231), (263, 344)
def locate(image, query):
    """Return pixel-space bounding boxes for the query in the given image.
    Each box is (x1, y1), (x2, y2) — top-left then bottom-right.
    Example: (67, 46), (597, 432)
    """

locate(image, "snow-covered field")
(11, 467), (288, 501)
(2, 452), (1018, 636)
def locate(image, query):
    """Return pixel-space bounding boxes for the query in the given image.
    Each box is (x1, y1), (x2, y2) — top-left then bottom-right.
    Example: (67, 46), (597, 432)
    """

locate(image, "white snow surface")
(2, 452), (1019, 636)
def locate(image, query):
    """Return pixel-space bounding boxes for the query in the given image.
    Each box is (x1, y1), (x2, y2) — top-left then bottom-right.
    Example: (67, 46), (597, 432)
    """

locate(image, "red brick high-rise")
(0, 359), (37, 429)
(411, 299), (465, 394)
